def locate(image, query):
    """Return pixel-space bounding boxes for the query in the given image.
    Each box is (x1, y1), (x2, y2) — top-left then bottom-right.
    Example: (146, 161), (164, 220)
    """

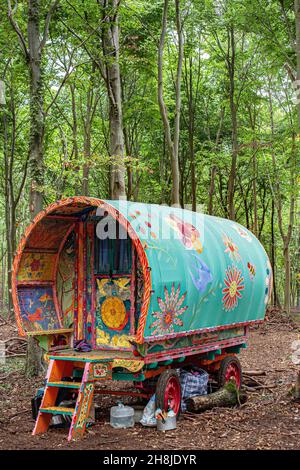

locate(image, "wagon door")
(93, 219), (135, 349)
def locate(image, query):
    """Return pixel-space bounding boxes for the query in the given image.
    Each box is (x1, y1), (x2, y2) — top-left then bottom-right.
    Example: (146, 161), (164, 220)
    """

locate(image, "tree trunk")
(123, 125), (133, 200)
(207, 107), (224, 215)
(294, 0), (300, 126)
(268, 82), (295, 313)
(157, 0), (183, 207)
(3, 100), (16, 318)
(25, 336), (44, 377)
(8, 0), (59, 375)
(252, 151), (258, 237)
(270, 198), (278, 306)
(101, 0), (126, 200)
(82, 64), (97, 196)
(187, 386), (247, 412)
(186, 55), (197, 211)
(208, 166), (217, 215)
(82, 121), (91, 196)
(226, 26), (238, 221)
(283, 242), (291, 313)
(294, 0), (300, 310)
(28, 0), (45, 217)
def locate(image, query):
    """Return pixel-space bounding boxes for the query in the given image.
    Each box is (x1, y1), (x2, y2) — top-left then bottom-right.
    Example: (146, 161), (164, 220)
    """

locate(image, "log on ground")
(186, 386), (247, 413)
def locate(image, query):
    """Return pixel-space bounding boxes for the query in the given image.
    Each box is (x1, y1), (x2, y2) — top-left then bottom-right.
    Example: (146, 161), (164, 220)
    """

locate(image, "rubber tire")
(155, 369), (181, 417)
(217, 356), (242, 389)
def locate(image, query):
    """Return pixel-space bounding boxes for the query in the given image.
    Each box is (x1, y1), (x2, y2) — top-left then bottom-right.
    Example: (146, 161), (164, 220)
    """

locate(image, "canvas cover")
(107, 200), (271, 342)
(12, 197), (271, 343)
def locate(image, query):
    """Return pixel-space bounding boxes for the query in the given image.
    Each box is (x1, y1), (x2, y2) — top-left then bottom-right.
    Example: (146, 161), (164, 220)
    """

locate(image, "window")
(94, 220), (132, 275)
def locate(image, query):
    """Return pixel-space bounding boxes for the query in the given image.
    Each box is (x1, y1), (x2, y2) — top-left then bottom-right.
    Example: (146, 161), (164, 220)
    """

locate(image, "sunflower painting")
(222, 266), (245, 311)
(150, 283), (188, 336)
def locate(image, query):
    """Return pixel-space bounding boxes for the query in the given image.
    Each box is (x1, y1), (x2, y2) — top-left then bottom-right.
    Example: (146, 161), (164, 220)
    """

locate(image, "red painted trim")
(144, 319), (263, 343)
(77, 222), (85, 339)
(144, 335), (247, 364)
(74, 223), (79, 340)
(129, 248), (136, 336)
(87, 223), (96, 348)
(82, 223), (87, 340)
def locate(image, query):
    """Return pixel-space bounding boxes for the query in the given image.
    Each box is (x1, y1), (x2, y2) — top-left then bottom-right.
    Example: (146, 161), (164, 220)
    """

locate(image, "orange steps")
(32, 358), (95, 441)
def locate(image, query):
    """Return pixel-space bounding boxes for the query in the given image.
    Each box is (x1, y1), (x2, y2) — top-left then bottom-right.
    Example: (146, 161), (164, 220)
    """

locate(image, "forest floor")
(0, 311), (300, 450)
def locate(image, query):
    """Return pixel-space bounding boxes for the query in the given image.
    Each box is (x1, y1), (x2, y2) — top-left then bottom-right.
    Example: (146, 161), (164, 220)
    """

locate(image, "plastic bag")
(140, 394), (156, 427)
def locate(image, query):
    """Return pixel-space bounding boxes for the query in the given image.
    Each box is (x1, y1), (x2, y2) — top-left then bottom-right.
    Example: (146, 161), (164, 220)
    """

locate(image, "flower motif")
(30, 259), (41, 272)
(150, 283), (188, 335)
(222, 233), (241, 262)
(222, 266), (245, 311)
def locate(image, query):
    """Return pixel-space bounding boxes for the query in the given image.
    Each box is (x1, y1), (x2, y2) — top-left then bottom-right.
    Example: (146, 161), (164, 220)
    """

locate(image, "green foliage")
(0, 0), (299, 310)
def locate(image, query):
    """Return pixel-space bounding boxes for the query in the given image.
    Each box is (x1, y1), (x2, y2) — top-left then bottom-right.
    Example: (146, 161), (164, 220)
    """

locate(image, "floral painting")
(222, 233), (241, 262)
(165, 213), (203, 253)
(150, 283), (188, 335)
(222, 266), (245, 311)
(247, 262), (256, 280)
(18, 253), (55, 281)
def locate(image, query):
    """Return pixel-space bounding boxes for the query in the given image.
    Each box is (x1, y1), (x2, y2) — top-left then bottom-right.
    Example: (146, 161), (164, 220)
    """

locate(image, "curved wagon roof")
(12, 196), (271, 344)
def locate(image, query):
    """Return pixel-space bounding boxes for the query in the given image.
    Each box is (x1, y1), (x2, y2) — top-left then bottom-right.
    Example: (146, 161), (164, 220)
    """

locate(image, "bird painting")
(189, 255), (213, 293)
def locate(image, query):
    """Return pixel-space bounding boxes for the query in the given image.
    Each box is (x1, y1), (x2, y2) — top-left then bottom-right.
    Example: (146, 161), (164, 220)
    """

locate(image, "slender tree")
(7, 0), (60, 218)
(100, 0), (126, 200)
(157, 0), (183, 206)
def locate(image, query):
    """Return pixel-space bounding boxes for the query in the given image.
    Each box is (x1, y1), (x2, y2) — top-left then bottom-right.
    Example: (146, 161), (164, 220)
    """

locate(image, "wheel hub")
(164, 376), (181, 414)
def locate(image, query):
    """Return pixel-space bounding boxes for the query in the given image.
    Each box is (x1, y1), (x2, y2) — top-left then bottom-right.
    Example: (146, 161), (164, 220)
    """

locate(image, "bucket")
(110, 403), (135, 429)
(156, 415), (176, 431)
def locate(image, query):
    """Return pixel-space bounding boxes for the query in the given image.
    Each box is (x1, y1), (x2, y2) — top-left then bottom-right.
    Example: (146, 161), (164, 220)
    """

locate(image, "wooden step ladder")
(33, 358), (95, 441)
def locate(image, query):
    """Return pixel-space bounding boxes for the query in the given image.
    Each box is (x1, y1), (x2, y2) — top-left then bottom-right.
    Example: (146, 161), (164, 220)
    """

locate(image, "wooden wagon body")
(12, 196), (271, 439)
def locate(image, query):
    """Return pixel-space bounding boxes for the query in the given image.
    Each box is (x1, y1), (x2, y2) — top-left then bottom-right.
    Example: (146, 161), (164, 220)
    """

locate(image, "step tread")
(39, 406), (75, 416)
(47, 381), (81, 389)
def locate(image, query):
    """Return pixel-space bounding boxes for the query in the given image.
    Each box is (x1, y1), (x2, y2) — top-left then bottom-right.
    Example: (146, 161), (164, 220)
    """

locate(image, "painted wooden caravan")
(12, 196), (272, 440)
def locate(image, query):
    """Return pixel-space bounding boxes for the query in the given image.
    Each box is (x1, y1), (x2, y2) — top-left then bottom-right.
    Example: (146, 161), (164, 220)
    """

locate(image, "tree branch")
(40, 0), (60, 51)
(7, 0), (29, 60)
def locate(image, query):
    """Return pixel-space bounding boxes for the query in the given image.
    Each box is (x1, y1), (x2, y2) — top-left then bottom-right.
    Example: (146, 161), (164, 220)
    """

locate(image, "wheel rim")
(225, 362), (241, 388)
(164, 376), (181, 414)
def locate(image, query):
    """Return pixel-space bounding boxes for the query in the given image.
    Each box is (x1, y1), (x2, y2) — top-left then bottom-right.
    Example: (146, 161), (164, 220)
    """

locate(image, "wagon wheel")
(155, 369), (181, 417)
(217, 356), (242, 390)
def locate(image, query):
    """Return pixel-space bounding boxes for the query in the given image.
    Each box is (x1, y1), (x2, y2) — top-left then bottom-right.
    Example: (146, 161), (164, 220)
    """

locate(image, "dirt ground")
(0, 315), (300, 450)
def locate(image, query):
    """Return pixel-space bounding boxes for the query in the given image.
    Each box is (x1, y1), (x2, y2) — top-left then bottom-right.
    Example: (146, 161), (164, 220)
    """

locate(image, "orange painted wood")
(48, 359), (66, 382)
(32, 411), (53, 435)
(33, 359), (76, 436)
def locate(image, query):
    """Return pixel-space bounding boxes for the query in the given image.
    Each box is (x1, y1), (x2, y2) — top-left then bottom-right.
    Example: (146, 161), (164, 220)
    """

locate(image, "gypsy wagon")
(12, 196), (272, 440)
